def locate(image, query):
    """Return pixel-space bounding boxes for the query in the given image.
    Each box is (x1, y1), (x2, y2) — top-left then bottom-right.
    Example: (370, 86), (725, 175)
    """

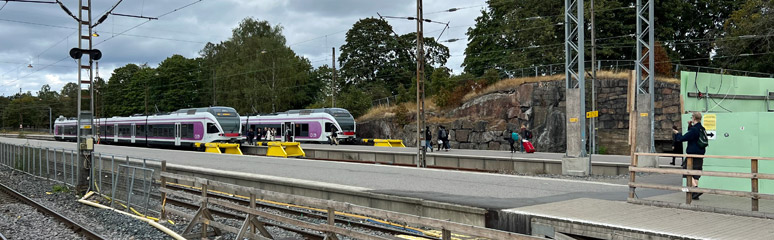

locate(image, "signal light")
(69, 48), (102, 61)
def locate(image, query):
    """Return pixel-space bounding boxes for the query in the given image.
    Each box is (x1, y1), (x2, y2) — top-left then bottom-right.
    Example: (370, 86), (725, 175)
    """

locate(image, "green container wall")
(679, 72), (774, 193)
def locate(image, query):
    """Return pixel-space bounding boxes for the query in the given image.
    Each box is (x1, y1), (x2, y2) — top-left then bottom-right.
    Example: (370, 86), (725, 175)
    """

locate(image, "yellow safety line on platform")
(163, 182), (471, 239)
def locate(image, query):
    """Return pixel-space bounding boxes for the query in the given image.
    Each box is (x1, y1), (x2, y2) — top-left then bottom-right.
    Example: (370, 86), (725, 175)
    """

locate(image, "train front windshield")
(210, 107), (241, 133)
(331, 109), (355, 132)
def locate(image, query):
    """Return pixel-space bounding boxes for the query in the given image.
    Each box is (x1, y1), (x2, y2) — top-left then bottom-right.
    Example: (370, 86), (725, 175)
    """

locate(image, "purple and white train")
(240, 108), (356, 143)
(54, 107), (242, 148)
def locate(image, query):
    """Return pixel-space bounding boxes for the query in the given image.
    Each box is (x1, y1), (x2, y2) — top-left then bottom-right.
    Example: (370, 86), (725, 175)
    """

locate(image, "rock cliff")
(357, 74), (681, 155)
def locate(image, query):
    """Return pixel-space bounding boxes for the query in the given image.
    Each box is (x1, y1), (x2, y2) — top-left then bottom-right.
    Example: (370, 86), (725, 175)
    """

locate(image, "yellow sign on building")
(703, 114), (716, 130)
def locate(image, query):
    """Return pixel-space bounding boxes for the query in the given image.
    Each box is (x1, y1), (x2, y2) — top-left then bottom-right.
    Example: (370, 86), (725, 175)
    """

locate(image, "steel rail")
(0, 182), (107, 240)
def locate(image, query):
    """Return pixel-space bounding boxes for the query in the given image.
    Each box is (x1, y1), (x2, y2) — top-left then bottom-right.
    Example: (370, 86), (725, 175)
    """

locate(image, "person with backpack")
(510, 130), (520, 153)
(673, 111), (708, 200)
(246, 128), (255, 145)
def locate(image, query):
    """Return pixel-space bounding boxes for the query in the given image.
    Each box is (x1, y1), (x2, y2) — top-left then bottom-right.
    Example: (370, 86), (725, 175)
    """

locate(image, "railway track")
(166, 184), (439, 240)
(0, 182), (107, 240)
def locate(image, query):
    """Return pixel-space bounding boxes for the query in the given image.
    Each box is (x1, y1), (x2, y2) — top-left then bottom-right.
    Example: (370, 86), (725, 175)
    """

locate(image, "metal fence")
(0, 142), (164, 220)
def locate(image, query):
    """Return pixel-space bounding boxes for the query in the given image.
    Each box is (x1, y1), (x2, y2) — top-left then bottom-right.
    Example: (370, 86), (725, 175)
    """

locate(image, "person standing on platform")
(506, 130), (517, 153)
(670, 125), (683, 165)
(520, 125), (532, 153)
(511, 130), (520, 153)
(673, 112), (708, 200)
(438, 126), (450, 151)
(330, 130), (339, 145)
(246, 128), (255, 145)
(425, 126), (433, 152)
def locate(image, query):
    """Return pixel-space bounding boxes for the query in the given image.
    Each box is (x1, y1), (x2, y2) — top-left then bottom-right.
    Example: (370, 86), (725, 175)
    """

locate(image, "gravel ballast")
(0, 166), (169, 240)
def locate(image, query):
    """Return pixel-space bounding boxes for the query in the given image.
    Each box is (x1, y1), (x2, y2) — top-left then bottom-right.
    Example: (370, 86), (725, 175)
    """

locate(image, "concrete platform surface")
(505, 198), (774, 239)
(0, 138), (672, 210)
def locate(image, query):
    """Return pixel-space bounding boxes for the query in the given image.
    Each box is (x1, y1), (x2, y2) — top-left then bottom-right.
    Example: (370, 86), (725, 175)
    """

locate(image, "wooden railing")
(629, 153), (774, 211)
(160, 171), (542, 240)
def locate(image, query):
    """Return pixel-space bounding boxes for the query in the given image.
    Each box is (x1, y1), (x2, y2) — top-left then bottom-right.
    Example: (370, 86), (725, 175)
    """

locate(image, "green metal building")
(680, 71), (774, 193)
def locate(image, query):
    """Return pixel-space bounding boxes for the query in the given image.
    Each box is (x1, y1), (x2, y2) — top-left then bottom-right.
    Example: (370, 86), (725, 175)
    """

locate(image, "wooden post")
(752, 159), (759, 211)
(327, 207), (339, 240)
(160, 160), (167, 221)
(685, 157), (693, 204)
(442, 229), (452, 240)
(201, 183), (209, 239)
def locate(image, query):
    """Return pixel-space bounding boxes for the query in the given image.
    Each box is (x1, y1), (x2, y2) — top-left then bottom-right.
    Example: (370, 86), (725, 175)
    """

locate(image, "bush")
(598, 146), (608, 155)
(392, 104), (410, 126)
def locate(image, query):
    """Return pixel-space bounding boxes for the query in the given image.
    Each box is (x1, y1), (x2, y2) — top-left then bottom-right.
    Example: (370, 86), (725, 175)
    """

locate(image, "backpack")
(698, 128), (709, 148)
(525, 130), (533, 139)
(440, 129), (448, 139)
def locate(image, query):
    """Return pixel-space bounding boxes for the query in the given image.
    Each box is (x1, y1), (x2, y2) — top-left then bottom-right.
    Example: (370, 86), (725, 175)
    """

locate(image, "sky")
(0, 0), (487, 96)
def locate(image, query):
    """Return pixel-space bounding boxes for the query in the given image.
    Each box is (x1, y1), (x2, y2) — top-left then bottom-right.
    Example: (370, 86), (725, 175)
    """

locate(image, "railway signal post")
(68, 0), (98, 194)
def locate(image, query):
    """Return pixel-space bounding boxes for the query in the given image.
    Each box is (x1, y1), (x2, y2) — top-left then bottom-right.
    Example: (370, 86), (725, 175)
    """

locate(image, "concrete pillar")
(636, 93), (657, 167)
(563, 89), (590, 176)
(566, 89), (582, 157)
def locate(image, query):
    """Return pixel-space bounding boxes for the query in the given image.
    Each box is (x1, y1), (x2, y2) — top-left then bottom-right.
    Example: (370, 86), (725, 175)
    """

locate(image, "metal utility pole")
(75, 0), (96, 194)
(415, 0), (426, 168)
(331, 47), (336, 108)
(596, 0), (597, 154)
(565, 0), (586, 158)
(635, 0), (655, 153)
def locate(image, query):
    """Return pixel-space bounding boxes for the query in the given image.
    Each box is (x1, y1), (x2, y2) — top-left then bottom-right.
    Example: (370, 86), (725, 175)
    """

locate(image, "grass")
(358, 98), (439, 122)
(52, 184), (70, 193)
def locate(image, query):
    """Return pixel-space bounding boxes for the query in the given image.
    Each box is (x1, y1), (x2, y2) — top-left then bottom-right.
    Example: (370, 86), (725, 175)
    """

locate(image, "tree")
(714, 0), (774, 73)
(463, 0), (563, 77)
(339, 18), (449, 95)
(201, 17), (314, 114)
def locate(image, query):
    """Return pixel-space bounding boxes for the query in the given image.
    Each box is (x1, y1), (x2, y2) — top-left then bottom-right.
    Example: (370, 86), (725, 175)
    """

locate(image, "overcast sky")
(0, 0), (487, 96)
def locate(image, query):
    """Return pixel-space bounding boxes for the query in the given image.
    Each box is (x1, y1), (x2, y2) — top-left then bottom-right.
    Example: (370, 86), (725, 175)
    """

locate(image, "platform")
(501, 198), (774, 239)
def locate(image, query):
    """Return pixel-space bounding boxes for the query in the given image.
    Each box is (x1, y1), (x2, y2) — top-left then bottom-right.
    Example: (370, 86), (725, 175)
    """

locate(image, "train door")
(113, 123), (118, 142)
(131, 123), (136, 143)
(281, 122), (294, 142)
(174, 122), (181, 146)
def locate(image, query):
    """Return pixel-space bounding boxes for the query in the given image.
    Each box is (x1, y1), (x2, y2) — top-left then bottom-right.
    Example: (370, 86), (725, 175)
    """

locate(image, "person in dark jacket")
(670, 125), (683, 165)
(425, 126), (433, 152)
(673, 112), (706, 200)
(246, 129), (255, 145)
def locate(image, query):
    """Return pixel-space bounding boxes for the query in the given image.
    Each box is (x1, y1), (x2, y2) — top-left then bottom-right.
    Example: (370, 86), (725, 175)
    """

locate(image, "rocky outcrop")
(357, 77), (681, 155)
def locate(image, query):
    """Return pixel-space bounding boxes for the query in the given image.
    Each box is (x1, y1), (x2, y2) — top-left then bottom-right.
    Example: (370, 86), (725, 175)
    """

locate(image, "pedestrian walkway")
(503, 198), (774, 239)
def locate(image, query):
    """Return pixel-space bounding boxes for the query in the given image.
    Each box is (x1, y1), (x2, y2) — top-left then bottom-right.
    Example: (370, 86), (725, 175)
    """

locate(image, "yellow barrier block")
(373, 139), (406, 147)
(202, 143), (243, 155)
(266, 142), (305, 158)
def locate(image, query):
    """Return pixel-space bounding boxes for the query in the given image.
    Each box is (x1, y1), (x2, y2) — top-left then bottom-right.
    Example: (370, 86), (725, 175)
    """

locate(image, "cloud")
(0, 0), (486, 94)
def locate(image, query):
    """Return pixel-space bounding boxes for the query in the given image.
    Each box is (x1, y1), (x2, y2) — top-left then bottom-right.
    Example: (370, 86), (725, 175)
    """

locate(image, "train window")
(294, 124), (309, 137)
(181, 124), (194, 138)
(136, 125), (145, 136)
(207, 123), (219, 134)
(106, 125), (114, 136)
(119, 125), (131, 137)
(324, 123), (334, 132)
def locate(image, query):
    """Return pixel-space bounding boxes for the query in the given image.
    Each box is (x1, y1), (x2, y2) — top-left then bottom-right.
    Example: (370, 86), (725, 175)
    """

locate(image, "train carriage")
(241, 108), (356, 143)
(54, 107), (242, 148)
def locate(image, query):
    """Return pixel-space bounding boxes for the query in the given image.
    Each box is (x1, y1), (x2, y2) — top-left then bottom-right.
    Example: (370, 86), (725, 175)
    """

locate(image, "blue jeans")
(425, 140), (432, 150)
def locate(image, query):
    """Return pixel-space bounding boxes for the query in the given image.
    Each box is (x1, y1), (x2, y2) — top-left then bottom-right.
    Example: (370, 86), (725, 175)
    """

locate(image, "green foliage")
(52, 184), (70, 193)
(598, 146), (608, 155)
(483, 68), (501, 85)
(392, 104), (410, 126)
(714, 0), (774, 73)
(336, 86), (373, 118)
(338, 18), (449, 95)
